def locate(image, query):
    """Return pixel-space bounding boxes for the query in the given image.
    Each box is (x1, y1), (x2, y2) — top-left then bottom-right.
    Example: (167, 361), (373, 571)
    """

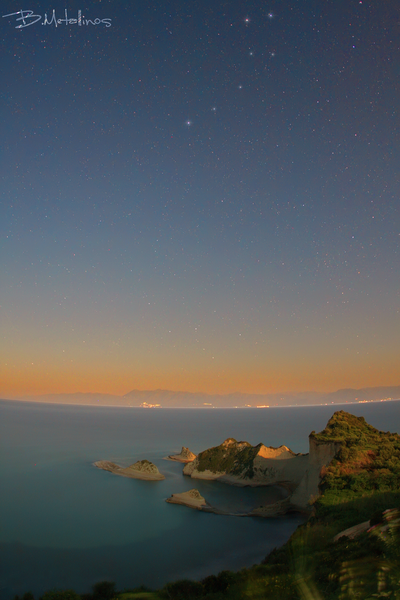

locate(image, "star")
(268, 12), (274, 19)
(244, 17), (250, 24)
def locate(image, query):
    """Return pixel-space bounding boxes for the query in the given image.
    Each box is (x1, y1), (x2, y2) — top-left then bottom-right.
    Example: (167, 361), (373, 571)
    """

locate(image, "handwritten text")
(2, 9), (112, 29)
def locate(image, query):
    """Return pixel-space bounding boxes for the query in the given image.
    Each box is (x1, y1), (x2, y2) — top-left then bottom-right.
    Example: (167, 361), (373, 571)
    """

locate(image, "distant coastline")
(1, 386), (400, 409)
(2, 399), (400, 409)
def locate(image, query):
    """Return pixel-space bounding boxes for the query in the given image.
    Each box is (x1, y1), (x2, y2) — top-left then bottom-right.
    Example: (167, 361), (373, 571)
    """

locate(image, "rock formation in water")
(166, 488), (208, 509)
(167, 446), (197, 463)
(95, 411), (394, 517)
(94, 459), (165, 480)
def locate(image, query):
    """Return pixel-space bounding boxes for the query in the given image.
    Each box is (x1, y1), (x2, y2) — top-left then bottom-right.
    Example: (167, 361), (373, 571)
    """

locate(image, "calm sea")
(1, 399), (399, 599)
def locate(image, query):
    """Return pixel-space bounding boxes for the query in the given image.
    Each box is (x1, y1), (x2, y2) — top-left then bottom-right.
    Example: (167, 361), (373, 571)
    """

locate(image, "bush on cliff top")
(313, 412), (400, 508)
(195, 439), (259, 477)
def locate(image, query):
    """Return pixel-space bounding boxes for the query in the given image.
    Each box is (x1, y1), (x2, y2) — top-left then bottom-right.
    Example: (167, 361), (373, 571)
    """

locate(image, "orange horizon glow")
(2, 359), (399, 398)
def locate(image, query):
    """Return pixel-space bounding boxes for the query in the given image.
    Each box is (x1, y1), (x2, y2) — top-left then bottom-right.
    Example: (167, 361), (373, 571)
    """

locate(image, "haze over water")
(1, 399), (400, 599)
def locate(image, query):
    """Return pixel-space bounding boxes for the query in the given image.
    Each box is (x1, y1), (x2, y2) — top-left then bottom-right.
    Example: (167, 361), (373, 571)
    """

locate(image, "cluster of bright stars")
(185, 13), (275, 127)
(245, 12), (274, 24)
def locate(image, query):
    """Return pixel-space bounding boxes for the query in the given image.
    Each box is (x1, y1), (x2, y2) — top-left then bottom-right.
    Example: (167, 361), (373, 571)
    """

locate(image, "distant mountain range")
(4, 385), (400, 408)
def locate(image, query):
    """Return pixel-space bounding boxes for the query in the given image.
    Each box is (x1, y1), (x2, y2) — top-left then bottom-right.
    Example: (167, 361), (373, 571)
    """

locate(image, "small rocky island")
(94, 459), (165, 480)
(166, 488), (208, 509)
(166, 446), (197, 463)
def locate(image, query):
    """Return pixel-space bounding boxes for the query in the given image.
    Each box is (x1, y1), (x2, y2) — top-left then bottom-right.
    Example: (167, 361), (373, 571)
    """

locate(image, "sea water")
(1, 399), (399, 599)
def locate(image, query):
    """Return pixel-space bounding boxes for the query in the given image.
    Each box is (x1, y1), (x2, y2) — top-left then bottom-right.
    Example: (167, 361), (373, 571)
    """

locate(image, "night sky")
(1, 0), (399, 398)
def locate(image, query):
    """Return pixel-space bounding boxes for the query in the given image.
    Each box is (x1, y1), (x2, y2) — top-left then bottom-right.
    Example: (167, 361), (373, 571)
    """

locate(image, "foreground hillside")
(16, 412), (400, 600)
(157, 412), (400, 599)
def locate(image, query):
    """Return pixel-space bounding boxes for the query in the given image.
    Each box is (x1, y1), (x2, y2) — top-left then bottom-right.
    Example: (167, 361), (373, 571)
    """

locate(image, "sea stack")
(167, 446), (197, 463)
(166, 488), (207, 509)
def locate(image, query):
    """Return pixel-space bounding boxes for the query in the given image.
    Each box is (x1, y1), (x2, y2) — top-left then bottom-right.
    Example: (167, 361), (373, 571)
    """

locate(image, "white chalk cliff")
(182, 435), (342, 512)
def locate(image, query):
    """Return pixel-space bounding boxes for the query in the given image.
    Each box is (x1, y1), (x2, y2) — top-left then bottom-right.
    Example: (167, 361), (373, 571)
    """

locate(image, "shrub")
(41, 591), (81, 600)
(161, 579), (203, 599)
(92, 582), (116, 600)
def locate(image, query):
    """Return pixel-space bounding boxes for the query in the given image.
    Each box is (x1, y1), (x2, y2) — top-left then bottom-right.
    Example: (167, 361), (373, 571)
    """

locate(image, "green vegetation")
(311, 411), (400, 512)
(310, 410), (380, 443)
(17, 412), (400, 600)
(195, 438), (262, 478)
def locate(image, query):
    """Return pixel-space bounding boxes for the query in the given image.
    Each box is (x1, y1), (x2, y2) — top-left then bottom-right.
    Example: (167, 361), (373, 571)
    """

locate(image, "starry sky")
(1, 0), (399, 398)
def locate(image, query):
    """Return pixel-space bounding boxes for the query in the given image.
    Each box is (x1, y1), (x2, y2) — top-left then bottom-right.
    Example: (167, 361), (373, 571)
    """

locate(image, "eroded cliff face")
(308, 437), (342, 467)
(183, 438), (308, 487)
(290, 437), (341, 508)
(183, 434), (342, 509)
(182, 411), (387, 516)
(257, 445), (295, 460)
(221, 454), (309, 487)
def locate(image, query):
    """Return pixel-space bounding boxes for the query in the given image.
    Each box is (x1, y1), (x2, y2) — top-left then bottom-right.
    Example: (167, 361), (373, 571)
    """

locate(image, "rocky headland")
(95, 411), (396, 518)
(181, 415), (354, 515)
(166, 446), (197, 463)
(94, 459), (165, 480)
(183, 438), (308, 489)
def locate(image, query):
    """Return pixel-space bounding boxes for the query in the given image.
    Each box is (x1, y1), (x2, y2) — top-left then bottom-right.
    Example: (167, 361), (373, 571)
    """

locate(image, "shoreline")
(166, 497), (305, 518)
(166, 482), (298, 518)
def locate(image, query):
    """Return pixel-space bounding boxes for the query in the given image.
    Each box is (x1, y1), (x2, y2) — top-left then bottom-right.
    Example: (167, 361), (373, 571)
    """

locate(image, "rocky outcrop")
(166, 489), (208, 509)
(167, 446), (197, 463)
(94, 459), (165, 480)
(165, 489), (250, 516)
(183, 438), (308, 488)
(183, 463), (225, 480)
(181, 424), (346, 514)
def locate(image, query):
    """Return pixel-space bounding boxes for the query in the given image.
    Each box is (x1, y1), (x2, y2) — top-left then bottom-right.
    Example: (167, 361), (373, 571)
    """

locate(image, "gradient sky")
(1, 0), (399, 398)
